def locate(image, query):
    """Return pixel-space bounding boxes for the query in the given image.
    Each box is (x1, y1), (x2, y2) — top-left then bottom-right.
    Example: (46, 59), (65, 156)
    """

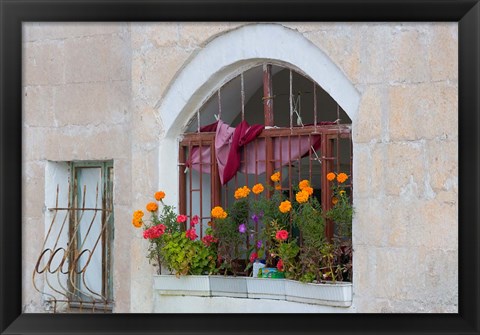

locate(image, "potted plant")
(132, 191), (218, 296)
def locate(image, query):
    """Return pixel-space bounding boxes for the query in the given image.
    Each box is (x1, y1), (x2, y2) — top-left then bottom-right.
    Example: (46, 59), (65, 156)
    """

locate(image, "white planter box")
(285, 279), (352, 307)
(154, 275), (210, 297)
(246, 278), (286, 300)
(153, 275), (352, 307)
(210, 276), (247, 298)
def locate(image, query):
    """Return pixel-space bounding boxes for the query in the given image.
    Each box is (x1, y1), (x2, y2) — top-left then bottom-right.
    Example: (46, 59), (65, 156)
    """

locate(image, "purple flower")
(256, 240), (263, 249)
(238, 223), (246, 233)
(251, 214), (259, 224)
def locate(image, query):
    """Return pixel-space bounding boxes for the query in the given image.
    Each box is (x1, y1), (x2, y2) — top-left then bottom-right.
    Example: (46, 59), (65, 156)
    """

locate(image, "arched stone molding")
(156, 23), (360, 139)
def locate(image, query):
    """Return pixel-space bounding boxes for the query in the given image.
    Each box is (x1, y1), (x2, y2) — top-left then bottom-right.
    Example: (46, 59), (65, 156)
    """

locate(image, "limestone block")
(353, 198), (385, 246)
(388, 82), (457, 141)
(131, 23), (179, 49)
(352, 245), (376, 297)
(418, 247), (458, 306)
(54, 81), (129, 127)
(33, 124), (129, 161)
(131, 106), (162, 146)
(23, 127), (47, 162)
(130, 236), (154, 312)
(113, 159), (132, 207)
(304, 27), (361, 84)
(374, 247), (419, 300)
(388, 85), (419, 141)
(107, 32), (131, 82)
(23, 41), (65, 86)
(178, 22), (241, 48)
(413, 199), (457, 250)
(353, 86), (383, 143)
(131, 148), (159, 201)
(426, 24), (458, 82)
(22, 163), (45, 220)
(112, 204), (133, 312)
(23, 217), (46, 312)
(386, 28), (429, 83)
(23, 86), (55, 127)
(23, 22), (126, 42)
(425, 139), (458, 192)
(352, 145), (370, 198)
(355, 25), (392, 84)
(135, 47), (191, 107)
(64, 33), (130, 83)
(384, 142), (424, 196)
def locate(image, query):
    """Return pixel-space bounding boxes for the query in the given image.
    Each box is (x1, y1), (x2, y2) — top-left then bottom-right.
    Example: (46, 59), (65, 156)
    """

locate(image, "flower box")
(246, 277), (286, 300)
(154, 275), (352, 307)
(154, 275), (210, 297)
(210, 276), (247, 298)
(285, 279), (352, 307)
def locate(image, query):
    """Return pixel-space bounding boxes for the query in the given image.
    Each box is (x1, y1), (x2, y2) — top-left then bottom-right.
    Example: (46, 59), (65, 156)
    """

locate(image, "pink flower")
(185, 228), (198, 241)
(238, 223), (247, 233)
(143, 224), (166, 239)
(277, 259), (284, 271)
(177, 214), (187, 223)
(275, 230), (289, 241)
(249, 252), (258, 263)
(191, 215), (199, 227)
(201, 235), (218, 246)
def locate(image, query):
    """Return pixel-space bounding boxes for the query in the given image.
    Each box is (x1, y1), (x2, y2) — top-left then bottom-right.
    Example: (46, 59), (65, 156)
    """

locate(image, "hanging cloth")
(186, 120), (336, 184)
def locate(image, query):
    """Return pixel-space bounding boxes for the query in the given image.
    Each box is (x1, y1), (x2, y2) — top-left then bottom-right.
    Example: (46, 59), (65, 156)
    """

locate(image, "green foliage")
(161, 232), (217, 276)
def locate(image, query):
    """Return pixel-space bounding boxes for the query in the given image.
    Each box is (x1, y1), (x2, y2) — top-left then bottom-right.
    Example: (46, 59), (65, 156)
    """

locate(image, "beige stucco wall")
(22, 22), (458, 313)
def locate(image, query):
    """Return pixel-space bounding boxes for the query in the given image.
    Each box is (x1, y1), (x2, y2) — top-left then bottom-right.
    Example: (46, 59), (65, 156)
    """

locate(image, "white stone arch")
(156, 23), (360, 201)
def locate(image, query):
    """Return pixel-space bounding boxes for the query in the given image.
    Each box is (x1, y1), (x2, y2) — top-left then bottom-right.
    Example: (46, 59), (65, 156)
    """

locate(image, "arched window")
(178, 63), (352, 244)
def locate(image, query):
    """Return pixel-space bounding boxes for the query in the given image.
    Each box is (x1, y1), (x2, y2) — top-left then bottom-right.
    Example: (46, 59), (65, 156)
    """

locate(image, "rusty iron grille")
(33, 162), (114, 313)
(178, 64), (353, 248)
(179, 124), (352, 246)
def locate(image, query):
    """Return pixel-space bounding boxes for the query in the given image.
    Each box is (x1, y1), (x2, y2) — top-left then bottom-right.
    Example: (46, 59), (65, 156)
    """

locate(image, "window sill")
(153, 275), (352, 307)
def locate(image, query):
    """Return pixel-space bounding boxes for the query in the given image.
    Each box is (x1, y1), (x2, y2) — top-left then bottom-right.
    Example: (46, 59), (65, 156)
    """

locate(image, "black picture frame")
(1, 1), (478, 334)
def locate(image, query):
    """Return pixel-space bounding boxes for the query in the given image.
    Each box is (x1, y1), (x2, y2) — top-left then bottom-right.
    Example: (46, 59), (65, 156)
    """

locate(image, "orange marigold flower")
(339, 190), (346, 196)
(133, 210), (144, 220)
(132, 218), (142, 228)
(271, 171), (281, 183)
(298, 179), (310, 190)
(279, 200), (292, 213)
(154, 191), (165, 201)
(327, 172), (336, 181)
(295, 190), (309, 204)
(146, 202), (158, 212)
(211, 206), (228, 219)
(252, 183), (264, 195)
(234, 186), (251, 199)
(337, 173), (348, 183)
(303, 186), (313, 196)
(332, 197), (338, 205)
(275, 184), (282, 191)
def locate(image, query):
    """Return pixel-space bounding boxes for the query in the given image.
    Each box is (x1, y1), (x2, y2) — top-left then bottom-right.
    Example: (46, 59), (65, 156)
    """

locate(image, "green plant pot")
(260, 268), (285, 279)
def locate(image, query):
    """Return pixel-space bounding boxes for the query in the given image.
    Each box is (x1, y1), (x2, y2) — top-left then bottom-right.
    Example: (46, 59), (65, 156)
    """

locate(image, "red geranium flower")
(201, 235), (218, 246)
(143, 224), (166, 239)
(185, 228), (198, 241)
(191, 215), (199, 227)
(249, 252), (258, 263)
(277, 259), (284, 271)
(275, 230), (289, 241)
(177, 214), (187, 223)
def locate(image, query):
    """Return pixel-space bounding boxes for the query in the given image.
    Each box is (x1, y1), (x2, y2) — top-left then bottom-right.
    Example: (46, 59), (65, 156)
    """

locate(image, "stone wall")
(22, 22), (457, 313)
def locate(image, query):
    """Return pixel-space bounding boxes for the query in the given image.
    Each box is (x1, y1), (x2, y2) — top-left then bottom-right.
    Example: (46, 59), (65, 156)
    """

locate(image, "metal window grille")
(178, 64), (353, 258)
(33, 161), (114, 313)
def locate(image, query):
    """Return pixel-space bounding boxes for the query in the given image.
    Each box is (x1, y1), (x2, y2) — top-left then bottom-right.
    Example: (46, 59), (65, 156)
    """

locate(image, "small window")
(34, 161), (114, 313)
